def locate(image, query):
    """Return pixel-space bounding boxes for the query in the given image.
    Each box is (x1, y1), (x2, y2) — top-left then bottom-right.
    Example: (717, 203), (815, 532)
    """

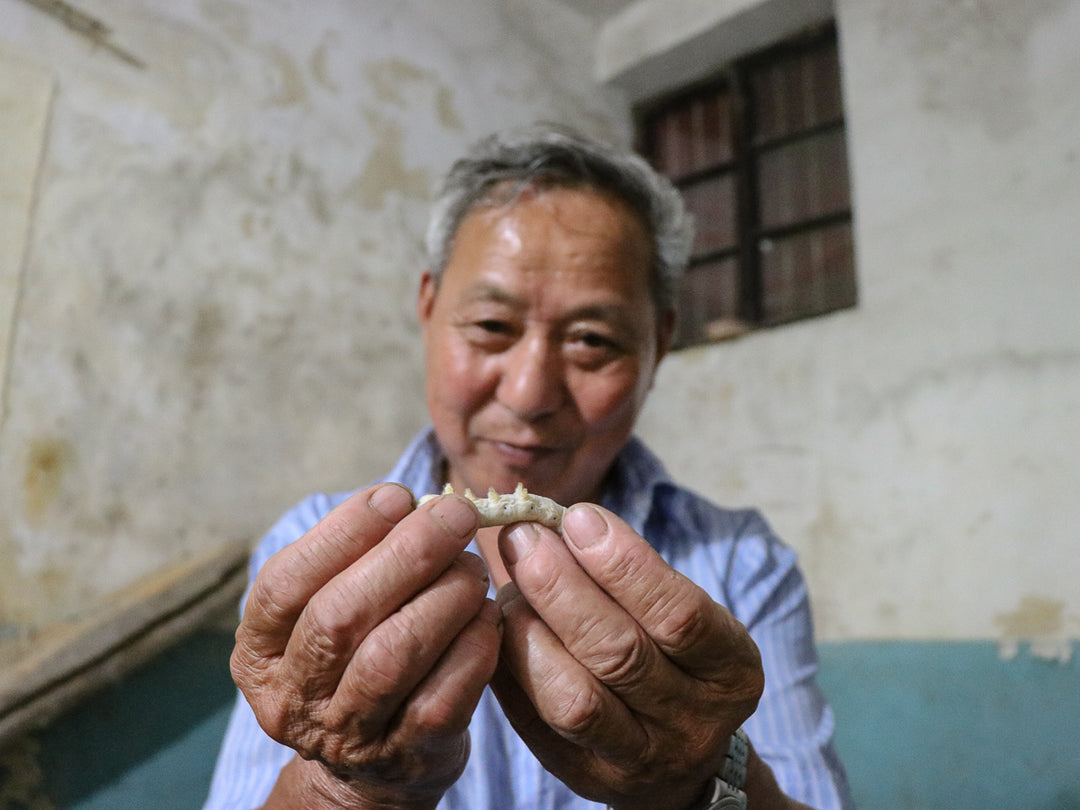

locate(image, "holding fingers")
(230, 485), (502, 807)
(492, 503), (763, 810)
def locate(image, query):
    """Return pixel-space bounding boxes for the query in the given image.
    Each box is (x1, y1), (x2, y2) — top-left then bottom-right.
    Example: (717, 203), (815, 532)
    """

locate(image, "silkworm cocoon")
(416, 482), (566, 532)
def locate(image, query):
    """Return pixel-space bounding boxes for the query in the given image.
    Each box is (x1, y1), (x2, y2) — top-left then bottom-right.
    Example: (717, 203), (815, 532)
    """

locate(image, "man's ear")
(417, 270), (437, 328)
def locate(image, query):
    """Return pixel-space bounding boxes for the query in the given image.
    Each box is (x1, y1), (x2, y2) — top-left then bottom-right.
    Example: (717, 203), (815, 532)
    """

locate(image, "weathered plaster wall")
(635, 0), (1080, 647)
(4, 0), (1077, 655)
(0, 0), (625, 628)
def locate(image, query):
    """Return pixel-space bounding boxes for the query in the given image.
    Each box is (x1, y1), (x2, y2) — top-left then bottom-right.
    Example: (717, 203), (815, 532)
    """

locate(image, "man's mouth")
(487, 439), (559, 467)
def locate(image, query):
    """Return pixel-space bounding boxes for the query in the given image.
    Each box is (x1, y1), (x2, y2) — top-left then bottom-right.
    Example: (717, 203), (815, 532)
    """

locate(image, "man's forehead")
(464, 182), (650, 244)
(441, 185), (658, 306)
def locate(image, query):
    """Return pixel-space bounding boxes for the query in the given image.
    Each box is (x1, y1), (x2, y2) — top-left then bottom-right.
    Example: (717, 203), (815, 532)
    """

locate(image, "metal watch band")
(705, 727), (749, 810)
(721, 727), (749, 791)
(699, 774), (747, 810)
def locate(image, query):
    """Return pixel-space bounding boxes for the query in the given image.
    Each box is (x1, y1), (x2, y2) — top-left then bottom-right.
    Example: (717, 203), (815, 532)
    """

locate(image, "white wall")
(632, 0), (1080, 648)
(0, 0), (626, 628)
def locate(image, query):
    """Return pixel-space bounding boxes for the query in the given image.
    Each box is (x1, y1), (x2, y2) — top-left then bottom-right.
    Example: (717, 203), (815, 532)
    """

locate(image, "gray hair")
(424, 123), (694, 312)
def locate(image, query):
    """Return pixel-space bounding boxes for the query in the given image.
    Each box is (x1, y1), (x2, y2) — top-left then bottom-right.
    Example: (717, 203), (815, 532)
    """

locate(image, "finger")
(394, 597), (503, 740)
(326, 551), (491, 733)
(489, 650), (604, 780)
(499, 519), (682, 703)
(560, 504), (761, 681)
(495, 577), (644, 760)
(338, 598), (502, 801)
(236, 483), (415, 663)
(279, 495), (481, 697)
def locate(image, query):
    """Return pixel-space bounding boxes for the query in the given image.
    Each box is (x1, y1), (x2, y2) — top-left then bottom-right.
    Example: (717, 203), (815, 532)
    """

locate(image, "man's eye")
(567, 331), (625, 367)
(570, 329), (620, 350)
(579, 332), (613, 349)
(476, 319), (511, 334)
(463, 319), (516, 348)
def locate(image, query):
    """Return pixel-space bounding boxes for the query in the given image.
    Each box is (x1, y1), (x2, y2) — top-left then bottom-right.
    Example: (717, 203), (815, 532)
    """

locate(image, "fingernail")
(480, 598), (503, 631)
(460, 551), (491, 590)
(495, 582), (518, 609)
(502, 522), (538, 566)
(370, 484), (413, 523)
(563, 504), (607, 549)
(430, 496), (479, 537)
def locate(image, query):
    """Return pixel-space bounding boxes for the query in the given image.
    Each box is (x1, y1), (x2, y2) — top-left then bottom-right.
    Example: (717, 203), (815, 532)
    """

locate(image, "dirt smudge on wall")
(23, 438), (74, 528)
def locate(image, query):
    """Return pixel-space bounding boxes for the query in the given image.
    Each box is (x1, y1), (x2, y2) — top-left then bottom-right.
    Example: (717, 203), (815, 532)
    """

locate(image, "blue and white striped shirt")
(204, 429), (854, 809)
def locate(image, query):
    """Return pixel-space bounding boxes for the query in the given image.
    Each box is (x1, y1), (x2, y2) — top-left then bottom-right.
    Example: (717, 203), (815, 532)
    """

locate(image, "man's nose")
(495, 336), (567, 421)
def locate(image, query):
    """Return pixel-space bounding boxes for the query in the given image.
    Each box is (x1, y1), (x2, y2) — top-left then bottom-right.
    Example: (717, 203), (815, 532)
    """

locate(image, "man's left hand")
(491, 503), (764, 810)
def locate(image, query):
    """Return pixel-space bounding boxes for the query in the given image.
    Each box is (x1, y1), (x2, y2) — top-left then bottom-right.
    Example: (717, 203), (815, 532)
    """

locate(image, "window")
(638, 23), (856, 348)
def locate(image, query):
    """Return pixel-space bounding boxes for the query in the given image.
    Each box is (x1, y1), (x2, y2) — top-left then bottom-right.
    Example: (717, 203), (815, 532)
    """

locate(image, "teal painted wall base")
(1, 634), (1077, 809)
(0, 631), (236, 810)
(818, 641), (1080, 810)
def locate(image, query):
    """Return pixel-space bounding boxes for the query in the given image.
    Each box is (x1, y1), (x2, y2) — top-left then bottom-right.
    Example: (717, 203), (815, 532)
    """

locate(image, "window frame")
(636, 22), (856, 348)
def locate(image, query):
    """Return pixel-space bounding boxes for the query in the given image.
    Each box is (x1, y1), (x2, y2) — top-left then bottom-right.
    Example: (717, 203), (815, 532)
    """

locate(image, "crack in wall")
(17, 0), (145, 68)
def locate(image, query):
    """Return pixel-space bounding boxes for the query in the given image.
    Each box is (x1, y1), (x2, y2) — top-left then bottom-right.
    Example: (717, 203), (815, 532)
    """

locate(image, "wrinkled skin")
(491, 503), (764, 809)
(417, 185), (666, 512)
(231, 186), (770, 809)
(231, 485), (501, 809)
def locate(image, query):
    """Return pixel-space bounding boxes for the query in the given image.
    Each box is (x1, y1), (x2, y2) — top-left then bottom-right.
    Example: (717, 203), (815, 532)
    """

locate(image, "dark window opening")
(638, 23), (856, 348)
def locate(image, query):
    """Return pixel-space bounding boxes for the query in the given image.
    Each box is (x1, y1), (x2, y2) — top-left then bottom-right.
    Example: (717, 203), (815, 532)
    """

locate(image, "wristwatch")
(704, 727), (749, 810)
(606, 728), (748, 810)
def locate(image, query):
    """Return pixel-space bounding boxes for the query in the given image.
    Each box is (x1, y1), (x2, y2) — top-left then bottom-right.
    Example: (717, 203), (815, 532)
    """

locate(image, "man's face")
(417, 185), (672, 506)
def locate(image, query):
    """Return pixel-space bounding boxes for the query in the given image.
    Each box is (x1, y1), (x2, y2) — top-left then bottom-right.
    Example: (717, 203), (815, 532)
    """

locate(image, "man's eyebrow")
(557, 300), (647, 339)
(459, 283), (524, 307)
(566, 303), (635, 324)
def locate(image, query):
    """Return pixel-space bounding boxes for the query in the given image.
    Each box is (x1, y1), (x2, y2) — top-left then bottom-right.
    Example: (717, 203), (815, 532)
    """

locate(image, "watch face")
(711, 797), (745, 810)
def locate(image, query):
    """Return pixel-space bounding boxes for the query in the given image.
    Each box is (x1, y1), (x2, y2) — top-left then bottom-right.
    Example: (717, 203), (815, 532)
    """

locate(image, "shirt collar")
(598, 435), (672, 536)
(385, 426), (445, 499)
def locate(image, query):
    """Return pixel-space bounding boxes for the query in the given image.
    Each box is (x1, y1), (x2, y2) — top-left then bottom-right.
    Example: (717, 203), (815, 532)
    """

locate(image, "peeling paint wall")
(0, 0), (625, 628)
(635, 0), (1080, 647)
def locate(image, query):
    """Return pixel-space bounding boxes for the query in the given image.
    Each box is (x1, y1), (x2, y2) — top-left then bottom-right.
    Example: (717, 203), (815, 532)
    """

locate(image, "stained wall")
(0, 0), (625, 629)
(629, 0), (1080, 651)
(2, 0), (1078, 656)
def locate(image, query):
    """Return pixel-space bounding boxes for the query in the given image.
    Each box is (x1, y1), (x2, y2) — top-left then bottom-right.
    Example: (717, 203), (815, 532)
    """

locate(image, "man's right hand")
(230, 484), (501, 810)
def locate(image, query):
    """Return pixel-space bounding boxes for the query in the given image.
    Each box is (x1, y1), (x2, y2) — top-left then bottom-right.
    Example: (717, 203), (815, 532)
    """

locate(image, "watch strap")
(703, 727), (748, 810)
(720, 727), (749, 791)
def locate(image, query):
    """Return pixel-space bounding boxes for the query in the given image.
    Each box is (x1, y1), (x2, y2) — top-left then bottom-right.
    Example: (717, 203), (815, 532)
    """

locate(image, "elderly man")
(204, 125), (854, 810)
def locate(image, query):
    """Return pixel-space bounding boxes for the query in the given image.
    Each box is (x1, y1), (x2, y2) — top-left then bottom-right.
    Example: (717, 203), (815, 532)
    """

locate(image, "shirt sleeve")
(726, 512), (856, 810)
(201, 493), (347, 810)
(202, 692), (294, 809)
